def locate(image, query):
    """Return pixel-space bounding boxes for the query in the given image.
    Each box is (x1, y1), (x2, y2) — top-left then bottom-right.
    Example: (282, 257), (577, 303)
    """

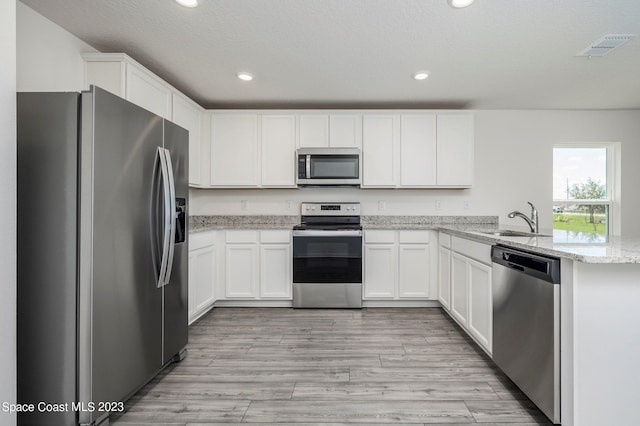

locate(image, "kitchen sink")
(481, 230), (551, 238)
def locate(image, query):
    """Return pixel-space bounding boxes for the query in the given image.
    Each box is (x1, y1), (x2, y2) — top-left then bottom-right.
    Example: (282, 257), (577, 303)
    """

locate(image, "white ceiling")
(20, 0), (640, 109)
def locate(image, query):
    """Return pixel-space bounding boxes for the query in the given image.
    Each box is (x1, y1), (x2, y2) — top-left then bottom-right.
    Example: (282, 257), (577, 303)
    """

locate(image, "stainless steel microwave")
(296, 148), (361, 186)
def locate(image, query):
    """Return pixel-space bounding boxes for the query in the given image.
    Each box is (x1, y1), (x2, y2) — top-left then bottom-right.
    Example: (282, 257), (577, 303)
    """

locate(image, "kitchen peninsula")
(190, 214), (640, 426)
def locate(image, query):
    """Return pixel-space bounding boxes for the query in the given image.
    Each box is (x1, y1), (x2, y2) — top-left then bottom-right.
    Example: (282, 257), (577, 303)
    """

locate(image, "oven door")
(292, 230), (362, 308)
(292, 230), (362, 284)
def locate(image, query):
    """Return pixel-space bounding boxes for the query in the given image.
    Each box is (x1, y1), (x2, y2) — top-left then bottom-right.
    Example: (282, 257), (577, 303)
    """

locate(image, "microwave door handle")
(306, 154), (311, 179)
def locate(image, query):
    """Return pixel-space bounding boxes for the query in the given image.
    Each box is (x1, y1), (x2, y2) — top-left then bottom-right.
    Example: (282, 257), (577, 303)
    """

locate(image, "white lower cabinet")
(223, 230), (291, 300)
(259, 231), (292, 298)
(438, 245), (452, 311)
(188, 231), (217, 324)
(444, 235), (492, 355)
(364, 243), (397, 298)
(398, 244), (431, 298)
(225, 244), (259, 298)
(364, 230), (436, 300)
(450, 252), (469, 326)
(467, 258), (492, 351)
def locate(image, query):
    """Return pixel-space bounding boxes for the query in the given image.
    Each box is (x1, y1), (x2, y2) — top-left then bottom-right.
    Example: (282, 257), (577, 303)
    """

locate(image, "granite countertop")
(438, 227), (640, 264)
(188, 215), (640, 264)
(189, 215), (299, 232)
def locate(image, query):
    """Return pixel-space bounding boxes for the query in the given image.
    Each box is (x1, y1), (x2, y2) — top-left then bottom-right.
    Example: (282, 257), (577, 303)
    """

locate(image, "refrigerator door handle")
(161, 148), (177, 286)
(156, 147), (172, 288)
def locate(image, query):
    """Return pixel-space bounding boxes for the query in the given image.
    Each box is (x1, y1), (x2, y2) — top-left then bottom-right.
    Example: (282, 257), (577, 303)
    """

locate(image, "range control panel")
(300, 202), (360, 216)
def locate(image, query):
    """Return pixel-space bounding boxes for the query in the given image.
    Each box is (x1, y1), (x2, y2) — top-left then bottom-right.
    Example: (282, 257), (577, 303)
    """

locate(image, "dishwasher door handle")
(506, 263), (525, 272)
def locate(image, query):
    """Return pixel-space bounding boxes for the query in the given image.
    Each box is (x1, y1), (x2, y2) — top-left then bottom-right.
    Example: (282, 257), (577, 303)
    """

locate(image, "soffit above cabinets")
(20, 0), (640, 109)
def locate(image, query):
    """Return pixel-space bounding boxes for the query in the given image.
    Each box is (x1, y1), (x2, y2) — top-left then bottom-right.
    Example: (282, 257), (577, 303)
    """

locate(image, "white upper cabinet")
(362, 115), (398, 187)
(298, 115), (329, 147)
(329, 115), (362, 148)
(362, 112), (474, 188)
(298, 113), (362, 148)
(437, 114), (474, 187)
(400, 114), (437, 186)
(83, 53), (173, 119)
(84, 58), (125, 97)
(125, 64), (172, 119)
(210, 114), (259, 186)
(172, 94), (203, 186)
(83, 53), (211, 187)
(261, 115), (296, 187)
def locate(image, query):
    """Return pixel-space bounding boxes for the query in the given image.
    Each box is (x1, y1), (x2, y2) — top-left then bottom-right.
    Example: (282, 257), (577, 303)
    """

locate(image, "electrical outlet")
(378, 201), (386, 211)
(241, 200), (248, 211)
(286, 200), (293, 210)
(463, 200), (470, 210)
(435, 200), (442, 210)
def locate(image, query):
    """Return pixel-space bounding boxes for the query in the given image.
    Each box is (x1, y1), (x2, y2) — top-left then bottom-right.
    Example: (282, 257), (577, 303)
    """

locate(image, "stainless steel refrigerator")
(17, 86), (188, 426)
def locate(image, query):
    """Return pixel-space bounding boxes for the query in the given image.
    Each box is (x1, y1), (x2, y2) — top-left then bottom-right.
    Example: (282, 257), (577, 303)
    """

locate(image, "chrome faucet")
(508, 202), (539, 233)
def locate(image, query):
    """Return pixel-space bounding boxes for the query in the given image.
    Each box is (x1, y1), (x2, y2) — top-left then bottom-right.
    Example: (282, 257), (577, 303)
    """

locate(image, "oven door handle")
(293, 230), (363, 237)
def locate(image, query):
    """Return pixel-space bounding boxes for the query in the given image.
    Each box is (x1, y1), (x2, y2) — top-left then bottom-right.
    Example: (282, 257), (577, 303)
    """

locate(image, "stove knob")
(311, 206), (316, 211)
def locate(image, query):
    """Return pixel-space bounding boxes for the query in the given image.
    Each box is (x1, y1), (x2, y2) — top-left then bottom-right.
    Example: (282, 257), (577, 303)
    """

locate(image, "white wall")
(191, 109), (640, 236)
(0, 0), (17, 424)
(17, 1), (97, 92)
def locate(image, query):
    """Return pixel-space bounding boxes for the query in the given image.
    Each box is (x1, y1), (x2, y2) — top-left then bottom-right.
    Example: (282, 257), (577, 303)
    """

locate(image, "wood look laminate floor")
(111, 308), (551, 425)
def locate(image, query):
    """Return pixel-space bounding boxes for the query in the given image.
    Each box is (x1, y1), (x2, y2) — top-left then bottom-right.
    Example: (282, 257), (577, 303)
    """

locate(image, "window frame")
(552, 142), (621, 236)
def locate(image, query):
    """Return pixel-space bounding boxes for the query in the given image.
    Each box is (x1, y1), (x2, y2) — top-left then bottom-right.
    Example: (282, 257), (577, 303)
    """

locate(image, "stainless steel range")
(292, 202), (362, 308)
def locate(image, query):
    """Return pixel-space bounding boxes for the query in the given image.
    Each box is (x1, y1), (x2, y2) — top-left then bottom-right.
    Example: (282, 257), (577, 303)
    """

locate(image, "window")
(553, 143), (620, 240)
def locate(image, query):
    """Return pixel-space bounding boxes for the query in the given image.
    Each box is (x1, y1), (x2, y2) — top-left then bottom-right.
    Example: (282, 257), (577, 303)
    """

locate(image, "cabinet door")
(211, 115), (258, 186)
(330, 115), (362, 148)
(362, 115), (397, 187)
(125, 64), (172, 119)
(398, 244), (430, 298)
(467, 258), (492, 354)
(298, 115), (329, 147)
(400, 115), (437, 186)
(261, 115), (296, 187)
(172, 94), (203, 186)
(260, 244), (292, 298)
(437, 114), (474, 186)
(364, 245), (396, 298)
(438, 246), (451, 311)
(188, 244), (216, 323)
(225, 244), (258, 298)
(84, 60), (125, 97)
(450, 252), (468, 326)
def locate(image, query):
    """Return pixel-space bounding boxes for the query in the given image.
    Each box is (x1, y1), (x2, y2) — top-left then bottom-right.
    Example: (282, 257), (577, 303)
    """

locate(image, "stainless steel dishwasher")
(491, 245), (561, 425)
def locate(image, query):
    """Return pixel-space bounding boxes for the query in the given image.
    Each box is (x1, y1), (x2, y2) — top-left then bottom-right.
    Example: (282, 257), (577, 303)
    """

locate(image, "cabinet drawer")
(439, 232), (451, 248)
(225, 230), (259, 244)
(189, 231), (216, 250)
(399, 230), (430, 244)
(451, 236), (491, 265)
(260, 230), (291, 244)
(364, 230), (396, 244)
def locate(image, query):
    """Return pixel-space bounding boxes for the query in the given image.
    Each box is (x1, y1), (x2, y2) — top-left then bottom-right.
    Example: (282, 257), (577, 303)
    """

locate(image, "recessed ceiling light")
(237, 72), (255, 81)
(448, 0), (475, 8)
(412, 71), (430, 81)
(175, 0), (198, 8)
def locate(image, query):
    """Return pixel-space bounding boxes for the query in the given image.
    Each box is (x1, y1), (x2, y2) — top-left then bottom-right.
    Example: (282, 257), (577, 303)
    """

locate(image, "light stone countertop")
(439, 227), (640, 264)
(188, 215), (640, 264)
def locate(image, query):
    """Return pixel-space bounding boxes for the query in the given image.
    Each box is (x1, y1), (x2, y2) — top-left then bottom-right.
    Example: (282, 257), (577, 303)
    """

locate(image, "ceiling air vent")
(577, 34), (638, 57)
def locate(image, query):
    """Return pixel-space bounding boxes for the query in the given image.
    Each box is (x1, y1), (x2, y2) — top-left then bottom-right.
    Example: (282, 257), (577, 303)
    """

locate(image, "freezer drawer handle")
(156, 147), (177, 288)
